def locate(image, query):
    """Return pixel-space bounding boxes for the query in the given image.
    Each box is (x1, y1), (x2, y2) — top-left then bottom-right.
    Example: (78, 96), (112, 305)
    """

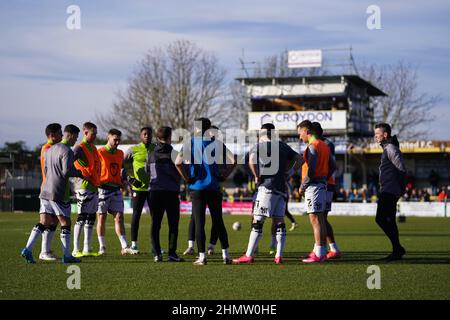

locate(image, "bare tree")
(359, 61), (440, 139)
(97, 40), (231, 140)
(226, 81), (252, 130)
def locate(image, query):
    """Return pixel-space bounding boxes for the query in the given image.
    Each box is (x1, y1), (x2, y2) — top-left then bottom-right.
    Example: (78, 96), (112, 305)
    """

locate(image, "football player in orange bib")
(96, 129), (133, 256)
(72, 122), (101, 257)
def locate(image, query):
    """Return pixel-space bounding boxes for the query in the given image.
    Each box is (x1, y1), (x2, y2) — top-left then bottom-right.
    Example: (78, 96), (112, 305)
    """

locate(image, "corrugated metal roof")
(236, 75), (387, 96)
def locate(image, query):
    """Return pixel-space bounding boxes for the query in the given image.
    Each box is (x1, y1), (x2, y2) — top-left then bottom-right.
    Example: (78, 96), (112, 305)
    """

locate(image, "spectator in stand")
(438, 187), (448, 202)
(242, 188), (252, 201)
(290, 174), (301, 190)
(354, 189), (363, 202)
(335, 188), (347, 202)
(361, 187), (369, 203)
(422, 189), (431, 202)
(417, 189), (423, 201)
(405, 171), (415, 191)
(368, 170), (378, 196)
(347, 189), (354, 202)
(428, 170), (440, 195)
(348, 189), (362, 202)
(222, 188), (229, 201)
(333, 186), (449, 203)
(180, 184), (188, 201)
(402, 189), (410, 202)
(232, 188), (241, 202)
(410, 189), (420, 201)
(291, 188), (300, 202)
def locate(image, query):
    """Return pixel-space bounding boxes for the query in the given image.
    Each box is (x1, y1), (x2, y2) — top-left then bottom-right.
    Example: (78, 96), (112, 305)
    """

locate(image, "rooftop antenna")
(239, 48), (256, 78)
(349, 46), (359, 75)
(314, 46), (358, 75)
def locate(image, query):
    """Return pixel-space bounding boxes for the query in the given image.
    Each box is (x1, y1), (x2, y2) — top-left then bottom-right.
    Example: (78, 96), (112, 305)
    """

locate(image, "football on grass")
(232, 221), (241, 231)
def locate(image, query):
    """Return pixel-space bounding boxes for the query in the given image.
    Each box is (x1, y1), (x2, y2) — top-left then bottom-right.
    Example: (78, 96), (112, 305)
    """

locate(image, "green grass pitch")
(1, 212), (449, 300)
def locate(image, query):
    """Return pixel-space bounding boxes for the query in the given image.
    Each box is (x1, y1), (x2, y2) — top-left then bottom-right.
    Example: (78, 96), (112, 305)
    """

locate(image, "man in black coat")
(374, 123), (407, 261)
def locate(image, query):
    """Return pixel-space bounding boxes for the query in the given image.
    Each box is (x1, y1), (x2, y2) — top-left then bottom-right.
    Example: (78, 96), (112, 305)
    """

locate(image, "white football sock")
(132, 241), (138, 248)
(208, 243), (216, 250)
(119, 235), (128, 249)
(275, 227), (286, 259)
(222, 248), (229, 259)
(188, 240), (195, 248)
(26, 226), (42, 251)
(245, 229), (262, 257)
(73, 223), (83, 252)
(98, 236), (106, 248)
(199, 252), (206, 260)
(329, 242), (340, 252)
(41, 229), (49, 253)
(314, 245), (325, 258)
(46, 230), (55, 253)
(83, 224), (94, 253)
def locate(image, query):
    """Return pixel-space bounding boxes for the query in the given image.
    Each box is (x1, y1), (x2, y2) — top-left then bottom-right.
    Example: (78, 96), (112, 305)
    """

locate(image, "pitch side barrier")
(288, 202), (448, 217)
(97, 199), (448, 217)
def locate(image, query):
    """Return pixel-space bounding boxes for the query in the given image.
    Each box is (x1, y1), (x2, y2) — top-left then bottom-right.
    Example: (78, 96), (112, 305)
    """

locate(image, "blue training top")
(188, 137), (220, 191)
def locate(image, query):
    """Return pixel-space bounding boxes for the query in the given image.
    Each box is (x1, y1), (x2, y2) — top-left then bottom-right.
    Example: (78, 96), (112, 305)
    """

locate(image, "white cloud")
(0, 77), (124, 147)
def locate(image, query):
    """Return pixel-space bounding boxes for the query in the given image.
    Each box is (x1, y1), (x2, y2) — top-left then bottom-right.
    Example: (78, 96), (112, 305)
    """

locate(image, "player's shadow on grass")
(310, 251), (450, 265)
(238, 251), (450, 265)
(84, 251), (450, 265)
(333, 233), (450, 237)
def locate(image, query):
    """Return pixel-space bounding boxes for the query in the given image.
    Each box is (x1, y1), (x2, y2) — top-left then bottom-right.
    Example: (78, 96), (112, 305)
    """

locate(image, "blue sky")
(0, 0), (449, 148)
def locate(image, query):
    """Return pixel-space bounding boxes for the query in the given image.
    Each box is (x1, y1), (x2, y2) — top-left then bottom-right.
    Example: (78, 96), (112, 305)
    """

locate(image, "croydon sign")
(248, 110), (347, 131)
